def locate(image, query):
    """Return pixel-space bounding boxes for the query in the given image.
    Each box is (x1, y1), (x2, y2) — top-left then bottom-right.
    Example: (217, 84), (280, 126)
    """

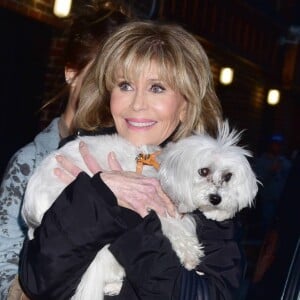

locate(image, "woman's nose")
(131, 90), (147, 111)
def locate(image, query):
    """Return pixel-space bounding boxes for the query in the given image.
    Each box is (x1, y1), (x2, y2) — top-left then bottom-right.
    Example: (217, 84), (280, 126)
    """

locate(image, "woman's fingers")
(54, 142), (121, 186)
(55, 155), (82, 177)
(79, 142), (123, 173)
(79, 141), (102, 174)
(100, 171), (176, 218)
(157, 186), (176, 217)
(108, 152), (123, 171)
(53, 167), (74, 185)
(136, 177), (176, 217)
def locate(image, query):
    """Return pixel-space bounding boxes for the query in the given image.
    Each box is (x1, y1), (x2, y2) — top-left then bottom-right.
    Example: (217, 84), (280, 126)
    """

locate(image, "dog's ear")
(234, 156), (259, 211)
(158, 141), (195, 213)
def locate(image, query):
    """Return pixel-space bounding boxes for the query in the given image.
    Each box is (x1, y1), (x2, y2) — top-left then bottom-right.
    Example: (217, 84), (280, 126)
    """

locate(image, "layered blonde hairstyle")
(74, 20), (223, 140)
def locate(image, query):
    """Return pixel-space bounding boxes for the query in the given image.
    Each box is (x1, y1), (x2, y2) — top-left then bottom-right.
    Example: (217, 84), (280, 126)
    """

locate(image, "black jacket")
(19, 131), (245, 300)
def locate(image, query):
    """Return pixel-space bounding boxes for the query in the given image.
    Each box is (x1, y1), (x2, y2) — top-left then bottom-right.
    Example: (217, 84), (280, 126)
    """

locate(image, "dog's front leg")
(160, 216), (204, 270)
(72, 245), (125, 300)
(102, 246), (125, 296)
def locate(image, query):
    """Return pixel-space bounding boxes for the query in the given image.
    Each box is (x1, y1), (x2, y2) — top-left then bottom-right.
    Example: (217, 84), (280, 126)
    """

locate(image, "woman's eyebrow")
(147, 77), (163, 82)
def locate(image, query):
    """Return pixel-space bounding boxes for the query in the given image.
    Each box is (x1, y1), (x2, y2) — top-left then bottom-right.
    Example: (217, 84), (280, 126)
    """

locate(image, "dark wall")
(0, 8), (53, 178)
(160, 0), (300, 157)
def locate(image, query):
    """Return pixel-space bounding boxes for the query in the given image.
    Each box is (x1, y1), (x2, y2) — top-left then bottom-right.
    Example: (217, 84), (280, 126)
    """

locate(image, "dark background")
(0, 8), (53, 175)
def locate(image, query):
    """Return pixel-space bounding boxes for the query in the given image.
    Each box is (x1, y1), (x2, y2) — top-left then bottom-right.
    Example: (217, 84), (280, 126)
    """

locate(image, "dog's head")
(158, 121), (258, 221)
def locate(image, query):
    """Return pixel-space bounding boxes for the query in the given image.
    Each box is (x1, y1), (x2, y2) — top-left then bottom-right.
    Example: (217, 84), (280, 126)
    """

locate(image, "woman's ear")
(179, 101), (188, 122)
(65, 67), (78, 85)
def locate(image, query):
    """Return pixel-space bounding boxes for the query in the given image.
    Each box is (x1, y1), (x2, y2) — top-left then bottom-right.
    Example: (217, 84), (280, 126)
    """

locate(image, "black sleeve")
(193, 211), (246, 300)
(108, 211), (183, 300)
(19, 172), (142, 300)
(179, 269), (210, 300)
(19, 172), (243, 300)
(108, 210), (243, 300)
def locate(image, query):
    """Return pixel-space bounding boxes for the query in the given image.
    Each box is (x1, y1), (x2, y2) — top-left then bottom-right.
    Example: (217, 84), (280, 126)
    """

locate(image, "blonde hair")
(74, 20), (222, 139)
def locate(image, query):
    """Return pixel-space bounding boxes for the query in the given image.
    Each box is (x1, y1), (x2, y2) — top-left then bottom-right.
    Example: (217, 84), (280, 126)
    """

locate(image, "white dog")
(22, 121), (258, 299)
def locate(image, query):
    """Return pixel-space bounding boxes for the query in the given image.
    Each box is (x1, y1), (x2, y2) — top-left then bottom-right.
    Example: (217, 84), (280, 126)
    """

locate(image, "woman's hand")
(54, 141), (105, 184)
(55, 141), (176, 218)
(100, 170), (175, 217)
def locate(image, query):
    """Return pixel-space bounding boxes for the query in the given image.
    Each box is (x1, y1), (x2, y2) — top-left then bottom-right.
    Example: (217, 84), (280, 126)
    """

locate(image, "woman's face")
(110, 62), (187, 146)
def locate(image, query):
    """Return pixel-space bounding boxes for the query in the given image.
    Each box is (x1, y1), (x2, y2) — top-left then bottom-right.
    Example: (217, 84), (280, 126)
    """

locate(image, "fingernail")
(109, 152), (116, 160)
(55, 155), (62, 162)
(79, 141), (85, 148)
(53, 168), (60, 176)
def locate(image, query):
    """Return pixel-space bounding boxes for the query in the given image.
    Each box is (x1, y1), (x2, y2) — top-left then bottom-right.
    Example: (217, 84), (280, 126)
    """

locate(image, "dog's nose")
(209, 194), (221, 205)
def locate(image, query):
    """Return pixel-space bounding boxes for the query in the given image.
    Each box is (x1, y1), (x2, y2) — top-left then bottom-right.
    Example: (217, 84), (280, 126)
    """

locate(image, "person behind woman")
(0, 8), (128, 299)
(19, 20), (245, 299)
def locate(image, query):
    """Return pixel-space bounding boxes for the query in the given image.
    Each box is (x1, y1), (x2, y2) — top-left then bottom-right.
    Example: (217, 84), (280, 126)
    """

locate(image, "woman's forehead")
(113, 59), (175, 83)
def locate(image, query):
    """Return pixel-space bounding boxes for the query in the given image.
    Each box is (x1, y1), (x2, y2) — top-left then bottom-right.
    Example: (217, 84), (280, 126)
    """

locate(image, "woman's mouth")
(126, 119), (156, 128)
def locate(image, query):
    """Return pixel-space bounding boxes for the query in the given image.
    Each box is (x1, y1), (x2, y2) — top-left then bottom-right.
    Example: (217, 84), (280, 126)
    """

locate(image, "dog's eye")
(223, 172), (232, 182)
(198, 168), (210, 177)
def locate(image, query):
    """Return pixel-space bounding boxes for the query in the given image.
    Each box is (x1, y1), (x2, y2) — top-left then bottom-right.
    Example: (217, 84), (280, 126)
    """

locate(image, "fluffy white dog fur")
(22, 122), (258, 300)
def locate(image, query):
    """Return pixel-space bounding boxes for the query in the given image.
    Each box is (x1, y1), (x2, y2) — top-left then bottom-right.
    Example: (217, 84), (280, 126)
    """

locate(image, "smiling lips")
(126, 119), (157, 129)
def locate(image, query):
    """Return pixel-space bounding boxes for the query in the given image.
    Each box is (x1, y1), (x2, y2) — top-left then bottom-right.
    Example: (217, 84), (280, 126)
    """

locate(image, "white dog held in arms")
(22, 121), (258, 299)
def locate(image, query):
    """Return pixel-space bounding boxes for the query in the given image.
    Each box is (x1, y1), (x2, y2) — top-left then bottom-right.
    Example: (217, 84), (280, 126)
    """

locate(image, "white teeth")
(128, 121), (155, 127)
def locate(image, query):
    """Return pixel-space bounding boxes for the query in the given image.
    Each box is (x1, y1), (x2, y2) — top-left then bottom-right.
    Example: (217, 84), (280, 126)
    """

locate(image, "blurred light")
(53, 0), (72, 18)
(219, 67), (234, 85)
(267, 89), (280, 105)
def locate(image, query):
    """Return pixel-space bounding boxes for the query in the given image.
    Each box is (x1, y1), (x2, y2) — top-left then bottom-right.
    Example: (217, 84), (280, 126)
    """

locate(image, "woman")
(0, 9), (128, 299)
(19, 21), (245, 299)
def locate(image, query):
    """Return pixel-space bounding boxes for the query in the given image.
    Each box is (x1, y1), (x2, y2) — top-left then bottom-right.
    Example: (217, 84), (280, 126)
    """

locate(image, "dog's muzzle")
(209, 194), (221, 205)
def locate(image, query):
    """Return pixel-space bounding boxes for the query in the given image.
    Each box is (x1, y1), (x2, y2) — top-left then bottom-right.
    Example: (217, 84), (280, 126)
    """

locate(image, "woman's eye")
(198, 168), (210, 177)
(151, 84), (165, 93)
(118, 81), (133, 91)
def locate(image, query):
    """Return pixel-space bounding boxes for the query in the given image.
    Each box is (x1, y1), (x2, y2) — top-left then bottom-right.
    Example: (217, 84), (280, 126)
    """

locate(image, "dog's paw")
(101, 246), (125, 296)
(104, 281), (123, 296)
(160, 216), (204, 270)
(181, 241), (204, 270)
(175, 237), (204, 270)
